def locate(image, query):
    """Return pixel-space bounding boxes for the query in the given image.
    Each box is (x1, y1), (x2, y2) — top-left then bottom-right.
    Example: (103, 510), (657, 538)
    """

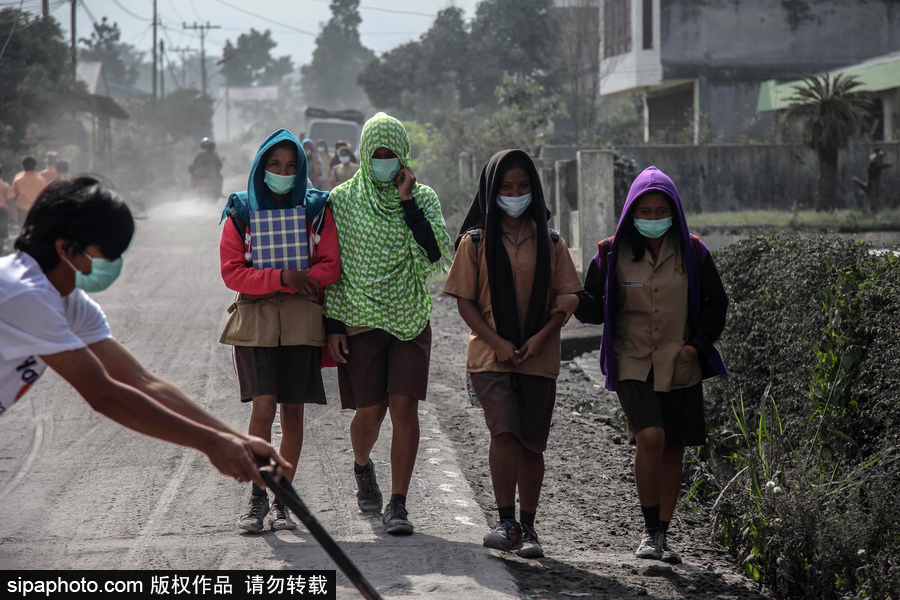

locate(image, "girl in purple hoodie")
(555, 166), (727, 563)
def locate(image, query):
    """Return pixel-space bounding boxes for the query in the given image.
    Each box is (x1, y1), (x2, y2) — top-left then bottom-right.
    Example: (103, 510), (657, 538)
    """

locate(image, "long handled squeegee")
(259, 466), (384, 600)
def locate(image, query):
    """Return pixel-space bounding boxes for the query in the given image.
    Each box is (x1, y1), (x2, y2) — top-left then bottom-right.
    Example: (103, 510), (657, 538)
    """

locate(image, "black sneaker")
(354, 459), (383, 513)
(660, 531), (682, 564)
(238, 494), (269, 533)
(516, 523), (544, 558)
(382, 499), (414, 535)
(483, 519), (523, 551)
(269, 499), (297, 531)
(635, 530), (662, 560)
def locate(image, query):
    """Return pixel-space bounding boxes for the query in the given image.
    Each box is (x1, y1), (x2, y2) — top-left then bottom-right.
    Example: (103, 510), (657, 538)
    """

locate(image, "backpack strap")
(226, 205), (247, 240)
(549, 229), (560, 245)
(690, 234), (702, 262)
(464, 228), (482, 254)
(597, 235), (614, 273)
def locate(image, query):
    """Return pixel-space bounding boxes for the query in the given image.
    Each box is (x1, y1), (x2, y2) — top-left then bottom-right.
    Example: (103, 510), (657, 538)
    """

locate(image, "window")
(642, 0), (653, 50)
(603, 0), (632, 57)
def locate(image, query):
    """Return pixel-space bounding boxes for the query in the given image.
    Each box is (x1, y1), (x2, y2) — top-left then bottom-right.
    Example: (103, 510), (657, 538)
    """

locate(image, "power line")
(212, 0), (317, 36)
(313, 0), (435, 18)
(109, 0), (153, 23)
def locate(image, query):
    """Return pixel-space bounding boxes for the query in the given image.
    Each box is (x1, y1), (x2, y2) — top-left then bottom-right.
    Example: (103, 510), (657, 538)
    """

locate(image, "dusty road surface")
(0, 193), (770, 599)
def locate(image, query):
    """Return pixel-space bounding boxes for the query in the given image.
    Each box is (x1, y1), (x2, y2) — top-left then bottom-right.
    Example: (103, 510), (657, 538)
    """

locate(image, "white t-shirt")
(0, 252), (111, 416)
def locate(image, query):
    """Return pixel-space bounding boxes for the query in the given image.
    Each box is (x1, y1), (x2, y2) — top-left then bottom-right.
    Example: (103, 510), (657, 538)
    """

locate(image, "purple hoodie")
(596, 166), (727, 391)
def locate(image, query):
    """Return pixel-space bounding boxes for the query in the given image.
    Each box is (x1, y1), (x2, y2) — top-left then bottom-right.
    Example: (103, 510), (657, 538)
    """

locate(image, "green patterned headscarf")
(325, 112), (451, 341)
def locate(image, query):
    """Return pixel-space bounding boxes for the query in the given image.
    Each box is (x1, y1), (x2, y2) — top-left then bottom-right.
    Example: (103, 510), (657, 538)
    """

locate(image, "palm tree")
(786, 73), (872, 211)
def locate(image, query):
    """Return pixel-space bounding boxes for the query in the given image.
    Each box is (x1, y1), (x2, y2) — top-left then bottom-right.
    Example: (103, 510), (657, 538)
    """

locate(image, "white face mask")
(339, 155), (351, 164)
(496, 193), (532, 218)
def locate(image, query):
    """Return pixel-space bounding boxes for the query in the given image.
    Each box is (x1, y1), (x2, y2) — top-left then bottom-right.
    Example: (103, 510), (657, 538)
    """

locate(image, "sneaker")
(382, 499), (414, 535)
(483, 519), (524, 551)
(635, 530), (662, 560)
(516, 523), (544, 558)
(354, 460), (383, 513)
(659, 531), (682, 564)
(238, 494), (269, 533)
(269, 499), (297, 531)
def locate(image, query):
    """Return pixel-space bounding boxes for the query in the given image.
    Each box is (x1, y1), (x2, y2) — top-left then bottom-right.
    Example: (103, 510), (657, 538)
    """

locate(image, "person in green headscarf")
(324, 112), (450, 535)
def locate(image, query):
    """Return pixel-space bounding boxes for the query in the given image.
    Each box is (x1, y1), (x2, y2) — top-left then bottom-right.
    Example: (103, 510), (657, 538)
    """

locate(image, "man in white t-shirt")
(1, 176), (289, 489)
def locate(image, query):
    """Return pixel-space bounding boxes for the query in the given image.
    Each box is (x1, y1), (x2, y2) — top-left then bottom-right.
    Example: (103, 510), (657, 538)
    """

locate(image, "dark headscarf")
(456, 149), (552, 347)
(329, 140), (350, 168)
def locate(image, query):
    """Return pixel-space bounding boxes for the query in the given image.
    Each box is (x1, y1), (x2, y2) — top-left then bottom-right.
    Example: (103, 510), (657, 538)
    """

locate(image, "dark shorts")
(0, 207), (8, 238)
(233, 345), (326, 405)
(616, 373), (706, 446)
(337, 324), (432, 409)
(469, 371), (557, 454)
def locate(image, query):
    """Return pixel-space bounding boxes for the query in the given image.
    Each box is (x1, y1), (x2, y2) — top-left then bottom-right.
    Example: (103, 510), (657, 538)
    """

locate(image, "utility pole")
(70, 0), (76, 84)
(159, 40), (165, 100)
(183, 22), (221, 99)
(42, 0), (50, 18)
(170, 46), (195, 88)
(152, 0), (158, 100)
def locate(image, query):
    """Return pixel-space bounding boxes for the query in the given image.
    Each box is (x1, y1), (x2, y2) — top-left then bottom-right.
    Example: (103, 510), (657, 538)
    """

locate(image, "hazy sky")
(39, 0), (480, 72)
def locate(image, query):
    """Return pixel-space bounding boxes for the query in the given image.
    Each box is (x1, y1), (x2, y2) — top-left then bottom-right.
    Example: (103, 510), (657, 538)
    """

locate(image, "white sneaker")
(635, 530), (662, 560)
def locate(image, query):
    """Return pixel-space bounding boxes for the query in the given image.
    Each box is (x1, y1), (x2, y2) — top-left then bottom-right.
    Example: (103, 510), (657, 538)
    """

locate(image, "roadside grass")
(686, 208), (900, 228)
(688, 234), (900, 599)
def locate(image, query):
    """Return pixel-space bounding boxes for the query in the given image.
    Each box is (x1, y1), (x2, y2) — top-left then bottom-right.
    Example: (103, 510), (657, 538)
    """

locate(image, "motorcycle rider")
(189, 137), (224, 198)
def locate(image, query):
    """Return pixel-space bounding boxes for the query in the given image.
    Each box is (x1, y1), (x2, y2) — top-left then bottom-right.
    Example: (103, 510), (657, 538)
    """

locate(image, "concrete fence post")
(577, 150), (616, 273)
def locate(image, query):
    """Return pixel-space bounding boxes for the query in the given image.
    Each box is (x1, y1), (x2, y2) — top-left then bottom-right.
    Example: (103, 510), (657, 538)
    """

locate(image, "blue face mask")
(65, 253), (124, 293)
(634, 217), (673, 239)
(264, 170), (296, 196)
(371, 158), (402, 183)
(496, 193), (532, 218)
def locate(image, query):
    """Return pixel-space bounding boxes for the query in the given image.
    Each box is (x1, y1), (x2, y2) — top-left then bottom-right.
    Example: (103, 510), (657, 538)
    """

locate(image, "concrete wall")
(615, 142), (900, 212)
(659, 0), (900, 142)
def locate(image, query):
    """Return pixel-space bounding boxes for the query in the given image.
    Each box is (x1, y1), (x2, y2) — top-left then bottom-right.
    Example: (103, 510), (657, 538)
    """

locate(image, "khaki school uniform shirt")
(444, 218), (584, 380)
(9, 172), (47, 211)
(614, 231), (701, 392)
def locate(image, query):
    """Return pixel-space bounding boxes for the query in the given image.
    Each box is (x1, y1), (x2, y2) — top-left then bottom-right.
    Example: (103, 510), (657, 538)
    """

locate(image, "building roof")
(76, 61), (129, 120)
(757, 51), (900, 112)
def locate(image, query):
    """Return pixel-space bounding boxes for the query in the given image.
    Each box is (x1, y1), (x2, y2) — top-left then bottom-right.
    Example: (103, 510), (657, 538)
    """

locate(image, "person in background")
(330, 145), (359, 188)
(329, 140), (350, 170)
(40, 152), (59, 183)
(444, 149), (584, 558)
(302, 139), (322, 189)
(556, 166), (728, 564)
(0, 163), (9, 254)
(8, 156), (48, 227)
(189, 137), (224, 198)
(219, 129), (340, 533)
(325, 112), (449, 536)
(1, 176), (290, 489)
(56, 160), (71, 181)
(315, 139), (333, 191)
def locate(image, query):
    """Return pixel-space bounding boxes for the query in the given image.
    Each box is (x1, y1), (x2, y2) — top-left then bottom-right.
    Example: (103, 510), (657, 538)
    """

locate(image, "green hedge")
(697, 235), (900, 599)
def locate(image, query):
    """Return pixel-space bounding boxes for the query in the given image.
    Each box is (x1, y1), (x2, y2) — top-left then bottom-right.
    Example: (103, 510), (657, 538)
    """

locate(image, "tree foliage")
(220, 29), (293, 88)
(300, 0), (375, 108)
(0, 8), (84, 149)
(786, 74), (872, 211)
(359, 0), (554, 122)
(79, 17), (142, 86)
(358, 8), (470, 122)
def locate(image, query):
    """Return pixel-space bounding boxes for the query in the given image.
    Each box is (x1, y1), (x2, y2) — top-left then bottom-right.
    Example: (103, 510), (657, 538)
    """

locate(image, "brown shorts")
(616, 372), (706, 446)
(469, 371), (556, 454)
(337, 323), (432, 409)
(233, 345), (326, 405)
